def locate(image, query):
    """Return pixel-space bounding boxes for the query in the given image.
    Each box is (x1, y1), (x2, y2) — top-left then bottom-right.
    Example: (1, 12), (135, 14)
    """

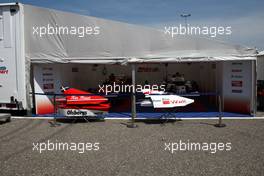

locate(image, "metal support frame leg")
(160, 109), (177, 125)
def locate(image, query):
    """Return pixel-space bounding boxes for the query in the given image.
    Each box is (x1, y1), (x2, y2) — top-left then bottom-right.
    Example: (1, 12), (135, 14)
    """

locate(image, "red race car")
(56, 87), (110, 117)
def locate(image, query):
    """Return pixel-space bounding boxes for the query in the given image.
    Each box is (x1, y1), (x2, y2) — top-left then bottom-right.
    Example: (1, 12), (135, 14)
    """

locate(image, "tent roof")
(22, 4), (257, 64)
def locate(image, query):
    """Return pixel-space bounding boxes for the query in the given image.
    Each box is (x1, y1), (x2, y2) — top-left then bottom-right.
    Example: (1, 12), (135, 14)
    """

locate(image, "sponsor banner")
(34, 65), (61, 114)
(222, 61), (252, 114)
(58, 108), (96, 117)
(0, 66), (8, 74)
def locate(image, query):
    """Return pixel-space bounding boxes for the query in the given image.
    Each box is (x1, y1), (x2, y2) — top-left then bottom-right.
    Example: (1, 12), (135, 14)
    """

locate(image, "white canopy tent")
(258, 51), (264, 55)
(18, 4), (257, 117)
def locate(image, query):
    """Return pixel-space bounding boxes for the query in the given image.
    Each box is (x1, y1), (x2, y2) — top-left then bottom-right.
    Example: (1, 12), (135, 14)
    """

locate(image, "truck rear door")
(0, 5), (20, 104)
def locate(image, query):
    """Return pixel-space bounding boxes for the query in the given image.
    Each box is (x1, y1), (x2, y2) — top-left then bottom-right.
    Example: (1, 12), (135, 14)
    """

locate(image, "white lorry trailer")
(0, 3), (28, 112)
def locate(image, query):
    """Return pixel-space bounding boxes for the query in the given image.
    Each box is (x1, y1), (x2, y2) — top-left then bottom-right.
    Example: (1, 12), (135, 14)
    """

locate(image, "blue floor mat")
(106, 112), (252, 118)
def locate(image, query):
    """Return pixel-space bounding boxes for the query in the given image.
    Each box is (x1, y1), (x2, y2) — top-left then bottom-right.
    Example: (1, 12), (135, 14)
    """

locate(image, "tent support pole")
(127, 64), (138, 128)
(252, 60), (257, 116)
(215, 94), (226, 128)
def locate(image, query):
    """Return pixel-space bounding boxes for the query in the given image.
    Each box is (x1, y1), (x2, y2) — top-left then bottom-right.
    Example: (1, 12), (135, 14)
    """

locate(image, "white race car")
(138, 89), (194, 108)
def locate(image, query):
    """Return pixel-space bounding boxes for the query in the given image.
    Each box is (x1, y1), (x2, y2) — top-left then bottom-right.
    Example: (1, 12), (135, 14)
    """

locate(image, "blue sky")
(1, 0), (264, 50)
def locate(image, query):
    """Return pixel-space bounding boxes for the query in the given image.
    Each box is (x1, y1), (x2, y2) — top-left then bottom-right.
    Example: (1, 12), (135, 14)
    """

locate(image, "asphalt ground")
(0, 118), (264, 176)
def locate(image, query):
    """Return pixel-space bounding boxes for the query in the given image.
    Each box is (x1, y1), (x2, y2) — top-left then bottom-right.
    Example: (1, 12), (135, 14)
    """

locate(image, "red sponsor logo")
(231, 81), (243, 87)
(43, 83), (54, 90)
(162, 100), (170, 104)
(0, 70), (8, 74)
(231, 69), (242, 73)
(162, 99), (186, 105)
(137, 67), (159, 72)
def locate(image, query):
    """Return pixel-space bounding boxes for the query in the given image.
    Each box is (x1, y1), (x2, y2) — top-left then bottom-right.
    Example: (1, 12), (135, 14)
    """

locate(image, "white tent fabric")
(23, 4), (257, 64)
(258, 51), (264, 56)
